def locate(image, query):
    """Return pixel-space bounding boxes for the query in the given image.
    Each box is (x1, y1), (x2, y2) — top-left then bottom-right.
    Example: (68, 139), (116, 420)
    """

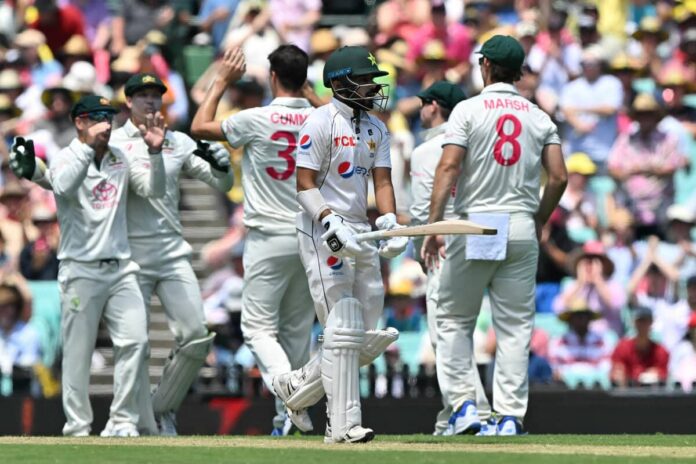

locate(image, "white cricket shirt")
(296, 98), (391, 223)
(49, 138), (165, 261)
(443, 83), (560, 215)
(222, 97), (314, 235)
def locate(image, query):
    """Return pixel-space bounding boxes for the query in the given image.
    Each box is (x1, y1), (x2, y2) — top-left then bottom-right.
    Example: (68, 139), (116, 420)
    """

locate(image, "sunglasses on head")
(78, 111), (114, 123)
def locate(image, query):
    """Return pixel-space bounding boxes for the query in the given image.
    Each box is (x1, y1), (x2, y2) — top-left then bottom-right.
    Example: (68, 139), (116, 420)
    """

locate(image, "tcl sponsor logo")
(334, 136), (356, 147)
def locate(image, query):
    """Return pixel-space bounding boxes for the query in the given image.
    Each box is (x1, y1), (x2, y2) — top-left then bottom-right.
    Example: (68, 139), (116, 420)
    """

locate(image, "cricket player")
(111, 73), (234, 436)
(409, 80), (496, 436)
(422, 35), (567, 435)
(190, 45), (317, 435)
(272, 45), (408, 444)
(10, 95), (166, 437)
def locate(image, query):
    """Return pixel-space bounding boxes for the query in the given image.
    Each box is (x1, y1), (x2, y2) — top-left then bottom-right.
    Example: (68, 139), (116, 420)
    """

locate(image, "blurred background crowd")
(1, 0), (696, 401)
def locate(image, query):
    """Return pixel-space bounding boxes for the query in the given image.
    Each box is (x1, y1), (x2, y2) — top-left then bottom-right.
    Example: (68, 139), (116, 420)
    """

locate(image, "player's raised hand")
(193, 140), (231, 172)
(218, 47), (246, 85)
(139, 111), (167, 153)
(84, 121), (112, 148)
(9, 137), (36, 180)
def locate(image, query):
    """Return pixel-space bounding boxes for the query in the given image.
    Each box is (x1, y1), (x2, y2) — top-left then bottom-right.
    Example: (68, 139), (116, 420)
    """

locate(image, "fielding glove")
(193, 140), (231, 172)
(321, 213), (362, 257)
(375, 213), (409, 259)
(10, 137), (36, 180)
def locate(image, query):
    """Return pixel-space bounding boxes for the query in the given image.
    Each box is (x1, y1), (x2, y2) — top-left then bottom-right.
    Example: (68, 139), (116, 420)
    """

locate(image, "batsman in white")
(191, 45), (316, 435)
(409, 80), (496, 436)
(272, 45), (408, 444)
(10, 95), (166, 437)
(110, 73), (234, 435)
(422, 35), (567, 435)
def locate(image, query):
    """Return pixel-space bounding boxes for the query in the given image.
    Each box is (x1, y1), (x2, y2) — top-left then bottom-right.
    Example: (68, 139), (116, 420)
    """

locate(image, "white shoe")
(476, 418), (498, 436)
(287, 408), (313, 433)
(100, 420), (139, 437)
(324, 411), (374, 444)
(156, 411), (178, 436)
(273, 373), (314, 433)
(447, 400), (481, 435)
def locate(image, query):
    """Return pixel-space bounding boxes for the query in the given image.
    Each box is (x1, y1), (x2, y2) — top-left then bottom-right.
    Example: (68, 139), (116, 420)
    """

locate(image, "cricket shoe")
(325, 424), (375, 444)
(100, 420), (140, 437)
(272, 372), (315, 432)
(496, 416), (526, 436)
(447, 400), (481, 435)
(476, 418), (498, 436)
(156, 411), (178, 436)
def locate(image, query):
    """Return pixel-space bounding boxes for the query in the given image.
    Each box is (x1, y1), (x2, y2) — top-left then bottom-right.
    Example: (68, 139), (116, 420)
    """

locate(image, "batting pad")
(322, 298), (365, 441)
(152, 332), (215, 414)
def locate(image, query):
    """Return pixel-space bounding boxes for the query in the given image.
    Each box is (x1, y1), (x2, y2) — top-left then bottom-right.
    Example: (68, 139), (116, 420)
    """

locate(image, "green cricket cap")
(417, 80), (466, 109)
(323, 46), (389, 87)
(124, 73), (167, 97)
(478, 35), (525, 71)
(70, 95), (117, 120)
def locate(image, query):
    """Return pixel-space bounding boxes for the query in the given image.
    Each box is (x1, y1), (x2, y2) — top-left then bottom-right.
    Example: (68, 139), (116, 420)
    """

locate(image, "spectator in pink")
(553, 240), (627, 336)
(269, 0), (321, 52)
(611, 307), (669, 387)
(608, 93), (688, 239)
(548, 299), (614, 388)
(405, 0), (473, 84)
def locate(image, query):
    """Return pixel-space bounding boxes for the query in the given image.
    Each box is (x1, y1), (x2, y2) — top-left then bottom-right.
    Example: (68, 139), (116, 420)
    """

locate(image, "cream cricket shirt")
(443, 83), (561, 215)
(296, 98), (391, 223)
(112, 120), (234, 242)
(49, 138), (165, 261)
(222, 97), (314, 235)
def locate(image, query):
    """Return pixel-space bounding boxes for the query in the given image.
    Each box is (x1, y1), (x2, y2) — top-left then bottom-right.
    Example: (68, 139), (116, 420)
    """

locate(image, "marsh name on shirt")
(483, 98), (530, 112)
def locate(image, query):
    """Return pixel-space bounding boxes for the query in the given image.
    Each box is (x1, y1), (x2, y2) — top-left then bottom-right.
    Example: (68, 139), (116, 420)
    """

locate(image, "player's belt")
(98, 258), (120, 267)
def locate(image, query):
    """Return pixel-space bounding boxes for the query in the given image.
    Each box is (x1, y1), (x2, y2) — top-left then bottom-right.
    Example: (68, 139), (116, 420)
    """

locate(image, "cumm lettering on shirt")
(483, 99), (530, 112)
(270, 113), (308, 125)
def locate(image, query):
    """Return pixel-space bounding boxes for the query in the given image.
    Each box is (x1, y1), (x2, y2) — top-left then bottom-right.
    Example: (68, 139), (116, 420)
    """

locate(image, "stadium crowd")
(1, 0), (696, 400)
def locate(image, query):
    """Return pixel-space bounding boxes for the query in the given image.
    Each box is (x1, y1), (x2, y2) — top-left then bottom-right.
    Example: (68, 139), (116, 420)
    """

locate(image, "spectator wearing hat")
(608, 53), (642, 123)
(559, 45), (623, 174)
(19, 207), (59, 281)
(553, 240), (627, 336)
(526, 10), (582, 113)
(559, 152), (599, 243)
(548, 298), (614, 389)
(28, 80), (79, 160)
(611, 306), (669, 387)
(27, 0), (85, 55)
(13, 29), (63, 89)
(608, 93), (687, 238)
(57, 35), (93, 71)
(668, 310), (696, 392)
(405, 1), (474, 84)
(0, 282), (41, 396)
(0, 94), (22, 143)
(630, 16), (670, 80)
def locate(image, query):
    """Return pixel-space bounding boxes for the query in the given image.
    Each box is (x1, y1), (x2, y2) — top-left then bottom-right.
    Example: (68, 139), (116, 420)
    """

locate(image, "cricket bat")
(353, 219), (497, 243)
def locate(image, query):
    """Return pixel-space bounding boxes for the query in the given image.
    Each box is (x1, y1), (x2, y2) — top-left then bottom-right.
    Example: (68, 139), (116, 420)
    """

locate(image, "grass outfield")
(1, 435), (696, 463)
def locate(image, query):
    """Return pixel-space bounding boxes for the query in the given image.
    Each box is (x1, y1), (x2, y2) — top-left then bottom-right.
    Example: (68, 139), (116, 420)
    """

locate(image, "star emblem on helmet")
(367, 53), (377, 66)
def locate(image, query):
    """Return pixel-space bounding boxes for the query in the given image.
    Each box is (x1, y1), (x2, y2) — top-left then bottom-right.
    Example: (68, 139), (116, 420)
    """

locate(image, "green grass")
(1, 435), (696, 464)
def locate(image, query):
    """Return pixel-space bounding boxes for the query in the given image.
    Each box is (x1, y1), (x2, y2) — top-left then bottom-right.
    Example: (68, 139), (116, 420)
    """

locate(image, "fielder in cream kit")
(191, 45), (316, 434)
(11, 95), (166, 437)
(409, 80), (495, 436)
(112, 73), (234, 435)
(273, 46), (408, 444)
(423, 36), (567, 435)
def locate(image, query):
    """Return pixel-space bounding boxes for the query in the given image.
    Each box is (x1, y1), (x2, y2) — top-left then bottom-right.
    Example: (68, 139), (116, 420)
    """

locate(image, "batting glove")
(10, 137), (36, 180)
(321, 213), (362, 257)
(376, 213), (409, 259)
(193, 141), (231, 172)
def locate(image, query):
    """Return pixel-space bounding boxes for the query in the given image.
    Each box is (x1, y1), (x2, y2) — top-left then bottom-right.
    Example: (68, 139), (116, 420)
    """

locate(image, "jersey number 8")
(266, 131), (297, 180)
(493, 114), (522, 167)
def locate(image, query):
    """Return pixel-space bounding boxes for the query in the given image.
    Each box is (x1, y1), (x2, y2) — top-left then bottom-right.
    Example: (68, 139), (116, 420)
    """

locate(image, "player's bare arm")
(372, 167), (397, 215)
(191, 47), (247, 141)
(422, 144), (465, 268)
(536, 143), (568, 238)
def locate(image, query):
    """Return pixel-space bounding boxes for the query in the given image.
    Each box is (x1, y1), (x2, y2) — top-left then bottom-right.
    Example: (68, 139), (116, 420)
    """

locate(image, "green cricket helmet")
(323, 46), (390, 112)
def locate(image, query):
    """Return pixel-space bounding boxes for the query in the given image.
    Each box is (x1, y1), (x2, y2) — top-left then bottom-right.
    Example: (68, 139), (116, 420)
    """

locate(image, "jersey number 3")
(493, 114), (522, 167)
(267, 131), (297, 180)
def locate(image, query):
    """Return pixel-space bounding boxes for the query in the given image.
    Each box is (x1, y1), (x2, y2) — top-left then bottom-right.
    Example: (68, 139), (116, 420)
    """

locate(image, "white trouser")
(296, 213), (384, 331)
(241, 229), (315, 428)
(426, 262), (491, 434)
(130, 236), (208, 432)
(437, 213), (538, 420)
(58, 258), (149, 436)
